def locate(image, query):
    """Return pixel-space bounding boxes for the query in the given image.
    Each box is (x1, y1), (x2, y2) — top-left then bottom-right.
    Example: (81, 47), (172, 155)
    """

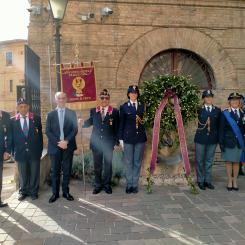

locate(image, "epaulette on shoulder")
(222, 107), (230, 112)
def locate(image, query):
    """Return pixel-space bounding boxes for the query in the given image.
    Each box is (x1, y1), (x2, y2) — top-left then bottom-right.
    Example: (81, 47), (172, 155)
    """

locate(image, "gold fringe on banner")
(60, 62), (98, 110)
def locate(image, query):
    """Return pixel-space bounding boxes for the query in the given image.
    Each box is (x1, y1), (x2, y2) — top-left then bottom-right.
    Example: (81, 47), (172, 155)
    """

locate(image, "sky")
(0, 0), (30, 41)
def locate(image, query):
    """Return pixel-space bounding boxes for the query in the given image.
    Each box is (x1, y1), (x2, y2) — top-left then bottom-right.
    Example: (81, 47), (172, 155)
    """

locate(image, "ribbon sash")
(150, 91), (191, 176)
(223, 110), (245, 163)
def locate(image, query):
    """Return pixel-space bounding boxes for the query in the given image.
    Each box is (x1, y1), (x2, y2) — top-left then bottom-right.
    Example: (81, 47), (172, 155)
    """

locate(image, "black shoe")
(197, 182), (206, 190)
(0, 202), (8, 208)
(62, 193), (74, 201)
(233, 187), (239, 191)
(93, 187), (102, 195)
(104, 186), (112, 194)
(226, 186), (233, 191)
(18, 194), (27, 201)
(132, 187), (138, 194)
(126, 187), (133, 194)
(205, 182), (215, 190)
(31, 195), (38, 200)
(49, 194), (59, 203)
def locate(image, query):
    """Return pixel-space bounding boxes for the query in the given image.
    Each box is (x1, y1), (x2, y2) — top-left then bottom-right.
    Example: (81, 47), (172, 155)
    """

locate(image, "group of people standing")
(195, 90), (245, 191)
(0, 85), (244, 208)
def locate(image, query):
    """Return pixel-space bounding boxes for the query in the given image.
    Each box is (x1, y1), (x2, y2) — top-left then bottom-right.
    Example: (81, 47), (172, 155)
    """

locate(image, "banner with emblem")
(61, 64), (97, 109)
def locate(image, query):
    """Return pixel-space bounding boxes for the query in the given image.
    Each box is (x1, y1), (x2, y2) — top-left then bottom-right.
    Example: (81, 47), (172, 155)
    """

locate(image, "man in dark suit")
(0, 110), (11, 207)
(83, 89), (119, 194)
(11, 99), (43, 201)
(46, 92), (78, 203)
(194, 90), (221, 190)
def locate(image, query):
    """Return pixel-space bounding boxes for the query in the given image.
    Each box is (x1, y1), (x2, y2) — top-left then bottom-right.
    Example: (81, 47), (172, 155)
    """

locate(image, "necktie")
(234, 109), (239, 120)
(22, 116), (29, 137)
(101, 107), (105, 121)
(59, 109), (64, 140)
(207, 106), (211, 113)
(132, 102), (136, 112)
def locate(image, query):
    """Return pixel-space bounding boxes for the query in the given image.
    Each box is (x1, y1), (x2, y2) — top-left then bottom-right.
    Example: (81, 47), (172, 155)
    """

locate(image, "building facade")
(28, 0), (245, 150)
(0, 39), (27, 112)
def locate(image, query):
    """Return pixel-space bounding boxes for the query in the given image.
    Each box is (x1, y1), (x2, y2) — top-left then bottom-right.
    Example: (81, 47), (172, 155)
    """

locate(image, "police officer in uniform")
(83, 89), (119, 194)
(11, 99), (43, 201)
(219, 92), (245, 191)
(194, 90), (221, 190)
(0, 110), (11, 207)
(118, 85), (147, 194)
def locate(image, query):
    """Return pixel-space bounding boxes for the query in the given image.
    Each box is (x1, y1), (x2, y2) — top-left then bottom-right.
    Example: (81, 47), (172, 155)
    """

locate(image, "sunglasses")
(100, 96), (109, 100)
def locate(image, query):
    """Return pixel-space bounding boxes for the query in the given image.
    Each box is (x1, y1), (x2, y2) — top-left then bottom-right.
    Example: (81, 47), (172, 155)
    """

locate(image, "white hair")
(55, 92), (67, 100)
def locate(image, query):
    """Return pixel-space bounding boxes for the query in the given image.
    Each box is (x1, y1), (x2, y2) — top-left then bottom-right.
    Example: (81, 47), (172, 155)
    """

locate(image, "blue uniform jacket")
(83, 106), (119, 151)
(118, 101), (147, 144)
(46, 108), (78, 155)
(194, 105), (221, 145)
(0, 111), (11, 154)
(11, 113), (43, 162)
(219, 108), (245, 149)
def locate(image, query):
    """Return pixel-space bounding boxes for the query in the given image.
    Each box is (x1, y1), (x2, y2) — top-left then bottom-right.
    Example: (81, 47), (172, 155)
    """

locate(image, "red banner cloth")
(61, 66), (97, 103)
(150, 90), (191, 176)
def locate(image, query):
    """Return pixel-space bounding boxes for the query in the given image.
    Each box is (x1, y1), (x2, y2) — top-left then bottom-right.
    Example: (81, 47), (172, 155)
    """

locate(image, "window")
(6, 52), (13, 66)
(140, 49), (215, 89)
(9, 80), (13, 93)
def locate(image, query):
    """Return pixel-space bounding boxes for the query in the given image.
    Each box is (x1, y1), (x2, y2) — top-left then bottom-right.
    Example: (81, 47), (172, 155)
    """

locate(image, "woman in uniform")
(219, 93), (245, 191)
(194, 90), (221, 190)
(118, 85), (147, 194)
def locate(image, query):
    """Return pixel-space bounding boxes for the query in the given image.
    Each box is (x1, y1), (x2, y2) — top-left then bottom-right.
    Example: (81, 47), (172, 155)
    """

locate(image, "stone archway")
(116, 28), (237, 89)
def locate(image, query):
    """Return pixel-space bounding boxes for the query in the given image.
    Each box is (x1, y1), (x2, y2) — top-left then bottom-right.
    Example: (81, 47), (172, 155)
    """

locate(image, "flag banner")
(61, 65), (97, 109)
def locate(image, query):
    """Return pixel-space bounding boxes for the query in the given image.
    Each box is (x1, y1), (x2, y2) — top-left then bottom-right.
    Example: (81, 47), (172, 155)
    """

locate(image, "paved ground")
(1, 165), (245, 245)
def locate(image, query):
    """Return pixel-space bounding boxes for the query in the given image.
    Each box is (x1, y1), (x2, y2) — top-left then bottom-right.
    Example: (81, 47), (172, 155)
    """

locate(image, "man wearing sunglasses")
(83, 89), (119, 194)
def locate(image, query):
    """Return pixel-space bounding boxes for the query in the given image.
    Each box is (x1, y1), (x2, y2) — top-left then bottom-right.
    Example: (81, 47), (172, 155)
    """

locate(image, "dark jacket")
(0, 111), (11, 154)
(83, 106), (119, 151)
(219, 108), (245, 149)
(118, 101), (147, 144)
(46, 108), (78, 155)
(194, 105), (221, 145)
(11, 113), (43, 162)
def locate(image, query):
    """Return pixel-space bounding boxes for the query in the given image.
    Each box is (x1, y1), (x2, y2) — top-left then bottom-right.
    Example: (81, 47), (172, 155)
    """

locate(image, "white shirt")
(20, 113), (29, 130)
(204, 104), (212, 112)
(130, 100), (138, 110)
(56, 107), (66, 119)
(231, 107), (240, 118)
(100, 106), (108, 115)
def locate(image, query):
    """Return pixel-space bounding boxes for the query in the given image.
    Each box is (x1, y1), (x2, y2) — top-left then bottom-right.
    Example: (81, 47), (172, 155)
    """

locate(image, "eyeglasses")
(100, 96), (109, 100)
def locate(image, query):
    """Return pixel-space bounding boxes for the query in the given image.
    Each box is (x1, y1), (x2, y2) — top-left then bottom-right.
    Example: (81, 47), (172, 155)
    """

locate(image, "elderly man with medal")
(118, 85), (147, 194)
(83, 89), (120, 195)
(219, 92), (245, 191)
(194, 90), (221, 190)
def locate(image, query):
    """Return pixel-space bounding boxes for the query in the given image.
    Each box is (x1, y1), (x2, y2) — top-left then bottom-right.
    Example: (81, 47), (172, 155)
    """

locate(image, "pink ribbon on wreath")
(149, 89), (191, 176)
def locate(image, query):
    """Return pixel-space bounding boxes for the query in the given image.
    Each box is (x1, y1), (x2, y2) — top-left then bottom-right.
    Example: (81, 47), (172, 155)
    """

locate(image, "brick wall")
(28, 0), (245, 151)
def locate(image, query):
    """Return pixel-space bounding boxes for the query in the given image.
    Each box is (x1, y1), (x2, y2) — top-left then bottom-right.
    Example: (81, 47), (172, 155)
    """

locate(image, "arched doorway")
(139, 49), (215, 89)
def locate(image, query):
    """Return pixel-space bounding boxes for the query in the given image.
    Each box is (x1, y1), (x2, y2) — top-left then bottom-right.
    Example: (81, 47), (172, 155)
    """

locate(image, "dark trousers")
(17, 154), (40, 197)
(50, 148), (74, 196)
(0, 153), (3, 202)
(92, 146), (113, 188)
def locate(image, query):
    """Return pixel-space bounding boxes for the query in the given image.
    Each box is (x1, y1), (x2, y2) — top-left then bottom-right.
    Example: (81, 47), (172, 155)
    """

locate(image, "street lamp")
(49, 0), (68, 91)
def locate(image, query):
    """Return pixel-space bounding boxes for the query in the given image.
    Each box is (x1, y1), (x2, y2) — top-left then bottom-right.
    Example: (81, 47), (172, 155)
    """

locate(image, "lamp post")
(49, 0), (68, 91)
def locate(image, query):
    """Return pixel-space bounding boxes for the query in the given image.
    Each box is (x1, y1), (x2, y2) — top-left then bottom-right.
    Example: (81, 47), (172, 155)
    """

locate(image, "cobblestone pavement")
(1, 165), (245, 245)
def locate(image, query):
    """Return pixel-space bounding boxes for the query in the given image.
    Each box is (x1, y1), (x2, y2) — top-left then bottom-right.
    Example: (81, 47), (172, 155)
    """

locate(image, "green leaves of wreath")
(140, 75), (200, 194)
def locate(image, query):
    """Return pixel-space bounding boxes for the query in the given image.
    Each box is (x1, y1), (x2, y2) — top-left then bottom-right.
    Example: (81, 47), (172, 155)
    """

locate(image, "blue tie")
(23, 116), (28, 137)
(59, 109), (64, 140)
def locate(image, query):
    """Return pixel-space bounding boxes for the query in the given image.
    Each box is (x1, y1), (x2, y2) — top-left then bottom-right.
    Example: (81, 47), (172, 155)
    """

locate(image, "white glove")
(119, 140), (124, 150)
